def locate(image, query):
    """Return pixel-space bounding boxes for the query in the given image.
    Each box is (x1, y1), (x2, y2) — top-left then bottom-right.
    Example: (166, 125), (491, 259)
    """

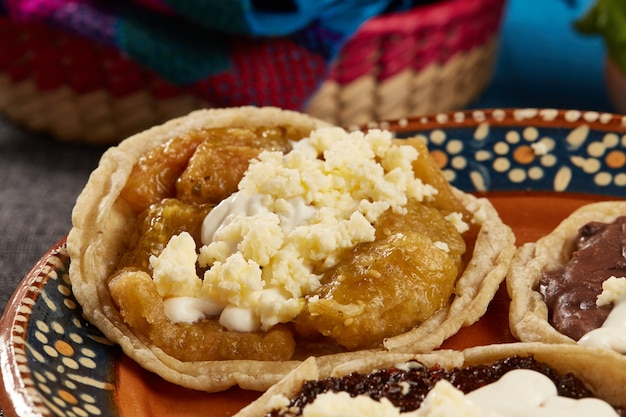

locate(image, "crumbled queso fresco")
(148, 127), (469, 332)
(578, 276), (626, 352)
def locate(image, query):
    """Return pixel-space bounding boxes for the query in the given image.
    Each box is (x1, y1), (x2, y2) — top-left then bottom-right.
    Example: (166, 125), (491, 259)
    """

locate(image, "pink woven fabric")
(131, 0), (173, 13)
(2, 0), (407, 110)
(4, 0), (62, 19)
(331, 0), (505, 83)
(1, 0), (505, 112)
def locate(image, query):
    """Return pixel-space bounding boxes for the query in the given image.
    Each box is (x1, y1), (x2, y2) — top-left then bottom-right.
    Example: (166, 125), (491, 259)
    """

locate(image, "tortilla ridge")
(67, 106), (516, 392)
(508, 201), (626, 345)
(68, 106), (331, 392)
(234, 342), (626, 416)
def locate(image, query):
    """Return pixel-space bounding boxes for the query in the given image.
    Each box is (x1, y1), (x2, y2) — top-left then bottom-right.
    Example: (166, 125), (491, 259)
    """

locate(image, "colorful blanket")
(0, 0), (426, 110)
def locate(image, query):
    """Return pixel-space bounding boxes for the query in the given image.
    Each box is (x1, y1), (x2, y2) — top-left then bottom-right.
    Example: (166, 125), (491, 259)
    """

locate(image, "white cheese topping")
(466, 369), (616, 417)
(302, 391), (403, 417)
(149, 127), (470, 331)
(150, 232), (202, 297)
(162, 296), (224, 323)
(578, 276), (626, 352)
(444, 212), (469, 234)
(297, 369), (617, 417)
(415, 379), (493, 417)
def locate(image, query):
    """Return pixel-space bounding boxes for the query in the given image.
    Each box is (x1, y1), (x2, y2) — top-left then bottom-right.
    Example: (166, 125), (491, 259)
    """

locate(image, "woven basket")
(0, 0), (505, 145)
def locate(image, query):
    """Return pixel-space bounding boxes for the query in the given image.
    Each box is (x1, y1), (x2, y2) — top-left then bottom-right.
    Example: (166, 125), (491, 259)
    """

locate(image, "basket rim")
(356, 0), (506, 37)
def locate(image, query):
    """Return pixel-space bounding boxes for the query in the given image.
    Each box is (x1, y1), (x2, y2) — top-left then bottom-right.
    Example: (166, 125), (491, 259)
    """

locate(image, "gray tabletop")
(0, 116), (107, 317)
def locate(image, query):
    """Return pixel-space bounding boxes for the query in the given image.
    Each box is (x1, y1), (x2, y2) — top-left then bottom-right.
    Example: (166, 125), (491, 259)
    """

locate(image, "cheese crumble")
(578, 276), (626, 352)
(149, 127), (466, 331)
(596, 276), (626, 307)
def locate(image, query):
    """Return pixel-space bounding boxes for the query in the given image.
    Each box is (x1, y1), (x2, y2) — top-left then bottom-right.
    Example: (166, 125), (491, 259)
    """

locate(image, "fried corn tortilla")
(235, 342), (626, 416)
(508, 201), (626, 345)
(67, 106), (515, 392)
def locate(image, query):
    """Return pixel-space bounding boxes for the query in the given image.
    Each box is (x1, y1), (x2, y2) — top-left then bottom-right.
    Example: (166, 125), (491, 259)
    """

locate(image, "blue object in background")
(472, 0), (614, 112)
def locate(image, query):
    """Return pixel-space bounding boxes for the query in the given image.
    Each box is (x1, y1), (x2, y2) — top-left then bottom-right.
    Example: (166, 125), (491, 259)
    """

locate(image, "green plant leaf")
(575, 0), (626, 75)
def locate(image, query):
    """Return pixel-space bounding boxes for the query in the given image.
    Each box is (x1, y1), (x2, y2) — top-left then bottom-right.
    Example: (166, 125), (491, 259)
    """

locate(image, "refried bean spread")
(266, 356), (624, 416)
(540, 216), (626, 341)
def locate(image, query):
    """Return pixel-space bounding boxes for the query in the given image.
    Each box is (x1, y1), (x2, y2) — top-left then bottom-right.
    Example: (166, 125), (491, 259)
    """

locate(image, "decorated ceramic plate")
(2, 108), (626, 417)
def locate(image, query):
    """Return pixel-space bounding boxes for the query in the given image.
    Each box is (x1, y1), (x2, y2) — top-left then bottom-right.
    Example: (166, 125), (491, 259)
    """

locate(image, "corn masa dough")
(234, 342), (626, 416)
(508, 201), (626, 344)
(67, 106), (516, 392)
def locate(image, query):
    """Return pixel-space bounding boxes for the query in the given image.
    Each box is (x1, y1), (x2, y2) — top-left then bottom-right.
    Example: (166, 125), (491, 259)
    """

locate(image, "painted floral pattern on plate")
(3, 108), (626, 416)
